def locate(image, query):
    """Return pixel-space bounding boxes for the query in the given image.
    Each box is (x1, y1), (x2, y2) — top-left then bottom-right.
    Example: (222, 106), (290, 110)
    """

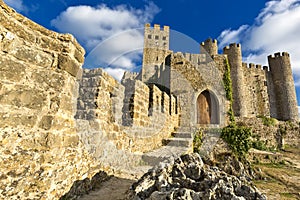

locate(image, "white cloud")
(51, 2), (159, 81)
(4, 0), (28, 12)
(217, 0), (300, 85)
(104, 68), (126, 81)
(218, 25), (249, 48)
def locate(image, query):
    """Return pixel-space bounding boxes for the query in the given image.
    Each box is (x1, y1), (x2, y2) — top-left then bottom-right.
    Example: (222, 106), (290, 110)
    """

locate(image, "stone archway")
(197, 90), (219, 124)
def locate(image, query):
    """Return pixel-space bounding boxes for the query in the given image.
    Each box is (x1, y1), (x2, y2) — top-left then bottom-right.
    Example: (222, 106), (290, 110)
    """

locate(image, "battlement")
(200, 38), (217, 46)
(145, 23), (170, 32)
(223, 43), (241, 51)
(183, 52), (207, 64)
(242, 62), (269, 72)
(201, 38), (218, 56)
(268, 52), (290, 59)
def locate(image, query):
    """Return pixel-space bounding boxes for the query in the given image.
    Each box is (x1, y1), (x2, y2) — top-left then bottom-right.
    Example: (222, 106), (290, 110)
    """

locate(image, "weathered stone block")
(58, 53), (81, 77)
(38, 115), (54, 130)
(0, 113), (37, 128)
(31, 69), (65, 91)
(0, 88), (46, 109)
(11, 46), (53, 67)
(0, 55), (26, 81)
(63, 135), (79, 147)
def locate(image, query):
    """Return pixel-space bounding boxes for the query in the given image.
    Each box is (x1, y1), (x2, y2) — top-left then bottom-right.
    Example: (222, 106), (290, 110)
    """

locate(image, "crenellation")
(0, 4), (299, 198)
(200, 38), (218, 56)
(249, 63), (255, 68)
(154, 24), (161, 30)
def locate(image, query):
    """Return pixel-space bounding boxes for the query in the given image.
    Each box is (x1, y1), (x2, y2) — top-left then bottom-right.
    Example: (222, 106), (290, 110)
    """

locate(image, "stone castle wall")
(242, 63), (270, 117)
(77, 68), (179, 155)
(0, 2), (102, 199)
(170, 52), (229, 127)
(0, 3), (180, 199)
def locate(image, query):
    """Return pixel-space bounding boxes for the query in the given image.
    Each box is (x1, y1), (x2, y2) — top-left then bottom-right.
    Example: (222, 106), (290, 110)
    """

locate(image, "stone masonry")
(140, 24), (299, 125)
(0, 1), (299, 199)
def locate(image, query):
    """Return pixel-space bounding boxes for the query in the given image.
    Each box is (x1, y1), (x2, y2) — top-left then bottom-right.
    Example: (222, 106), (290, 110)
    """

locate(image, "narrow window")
(155, 35), (159, 40)
(148, 35), (152, 39)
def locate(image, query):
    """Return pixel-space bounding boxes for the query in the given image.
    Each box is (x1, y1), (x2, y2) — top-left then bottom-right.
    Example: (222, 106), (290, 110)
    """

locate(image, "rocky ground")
(128, 153), (266, 200)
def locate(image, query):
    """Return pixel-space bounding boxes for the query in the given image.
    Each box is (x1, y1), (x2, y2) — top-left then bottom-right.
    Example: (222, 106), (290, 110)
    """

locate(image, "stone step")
(171, 132), (192, 138)
(162, 137), (192, 147)
(176, 126), (191, 132)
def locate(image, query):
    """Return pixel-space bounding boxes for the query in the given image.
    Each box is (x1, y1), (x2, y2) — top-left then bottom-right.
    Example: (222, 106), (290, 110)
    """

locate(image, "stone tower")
(223, 43), (247, 117)
(141, 24), (171, 87)
(268, 52), (298, 120)
(200, 38), (218, 56)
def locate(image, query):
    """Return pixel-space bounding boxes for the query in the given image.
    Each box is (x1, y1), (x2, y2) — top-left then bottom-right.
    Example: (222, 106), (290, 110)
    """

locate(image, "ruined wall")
(0, 2), (102, 199)
(242, 63), (270, 117)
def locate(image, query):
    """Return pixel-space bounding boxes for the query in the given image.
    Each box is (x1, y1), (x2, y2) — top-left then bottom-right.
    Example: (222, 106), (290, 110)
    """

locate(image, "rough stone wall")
(123, 79), (150, 127)
(141, 24), (171, 88)
(223, 44), (247, 117)
(170, 52), (228, 128)
(200, 38), (218, 56)
(267, 52), (299, 121)
(0, 2), (102, 199)
(242, 63), (270, 117)
(238, 117), (300, 149)
(76, 68), (179, 156)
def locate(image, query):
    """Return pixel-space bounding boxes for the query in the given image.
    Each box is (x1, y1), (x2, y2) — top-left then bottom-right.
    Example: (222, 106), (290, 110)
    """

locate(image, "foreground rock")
(129, 153), (266, 200)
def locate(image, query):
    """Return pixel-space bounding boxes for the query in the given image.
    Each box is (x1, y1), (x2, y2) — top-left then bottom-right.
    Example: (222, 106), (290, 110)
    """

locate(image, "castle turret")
(268, 52), (298, 120)
(141, 23), (171, 88)
(223, 43), (247, 117)
(201, 38), (218, 56)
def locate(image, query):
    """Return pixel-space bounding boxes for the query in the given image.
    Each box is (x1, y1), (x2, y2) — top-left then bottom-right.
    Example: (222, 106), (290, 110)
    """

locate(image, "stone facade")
(0, 2), (99, 199)
(139, 24), (299, 126)
(0, 2), (180, 199)
(0, 2), (299, 199)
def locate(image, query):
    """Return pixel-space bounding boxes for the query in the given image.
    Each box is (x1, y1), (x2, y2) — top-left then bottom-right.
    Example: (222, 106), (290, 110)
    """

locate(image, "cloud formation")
(51, 2), (160, 80)
(218, 0), (300, 86)
(4, 0), (28, 13)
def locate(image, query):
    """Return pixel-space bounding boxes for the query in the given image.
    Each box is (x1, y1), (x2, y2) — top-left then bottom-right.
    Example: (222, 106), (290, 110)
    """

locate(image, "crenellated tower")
(200, 38), (218, 56)
(141, 23), (171, 87)
(223, 43), (247, 117)
(268, 52), (298, 120)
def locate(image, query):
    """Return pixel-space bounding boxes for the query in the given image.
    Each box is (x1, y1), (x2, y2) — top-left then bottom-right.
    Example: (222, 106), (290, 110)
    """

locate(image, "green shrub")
(252, 140), (268, 151)
(257, 115), (277, 126)
(221, 124), (252, 157)
(193, 129), (204, 153)
(223, 58), (235, 123)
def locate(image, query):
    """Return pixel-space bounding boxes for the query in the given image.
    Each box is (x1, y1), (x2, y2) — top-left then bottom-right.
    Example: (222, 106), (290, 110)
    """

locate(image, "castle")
(0, 1), (299, 198)
(122, 23), (299, 128)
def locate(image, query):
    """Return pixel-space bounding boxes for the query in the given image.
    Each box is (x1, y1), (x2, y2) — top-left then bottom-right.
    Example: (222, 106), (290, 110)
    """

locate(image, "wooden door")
(197, 91), (211, 124)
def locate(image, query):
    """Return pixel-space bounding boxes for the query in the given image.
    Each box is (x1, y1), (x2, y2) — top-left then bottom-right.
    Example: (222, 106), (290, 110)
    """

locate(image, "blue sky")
(4, 0), (300, 112)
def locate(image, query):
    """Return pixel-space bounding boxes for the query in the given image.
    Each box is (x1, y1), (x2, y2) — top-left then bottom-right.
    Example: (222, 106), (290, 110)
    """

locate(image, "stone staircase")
(78, 127), (194, 200)
(141, 127), (193, 167)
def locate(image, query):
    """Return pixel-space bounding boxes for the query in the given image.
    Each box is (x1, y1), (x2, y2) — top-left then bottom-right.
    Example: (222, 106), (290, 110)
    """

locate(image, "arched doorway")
(197, 90), (219, 124)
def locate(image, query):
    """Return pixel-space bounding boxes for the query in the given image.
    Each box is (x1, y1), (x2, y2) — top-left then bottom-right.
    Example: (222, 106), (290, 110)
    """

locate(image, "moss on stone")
(223, 58), (235, 124)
